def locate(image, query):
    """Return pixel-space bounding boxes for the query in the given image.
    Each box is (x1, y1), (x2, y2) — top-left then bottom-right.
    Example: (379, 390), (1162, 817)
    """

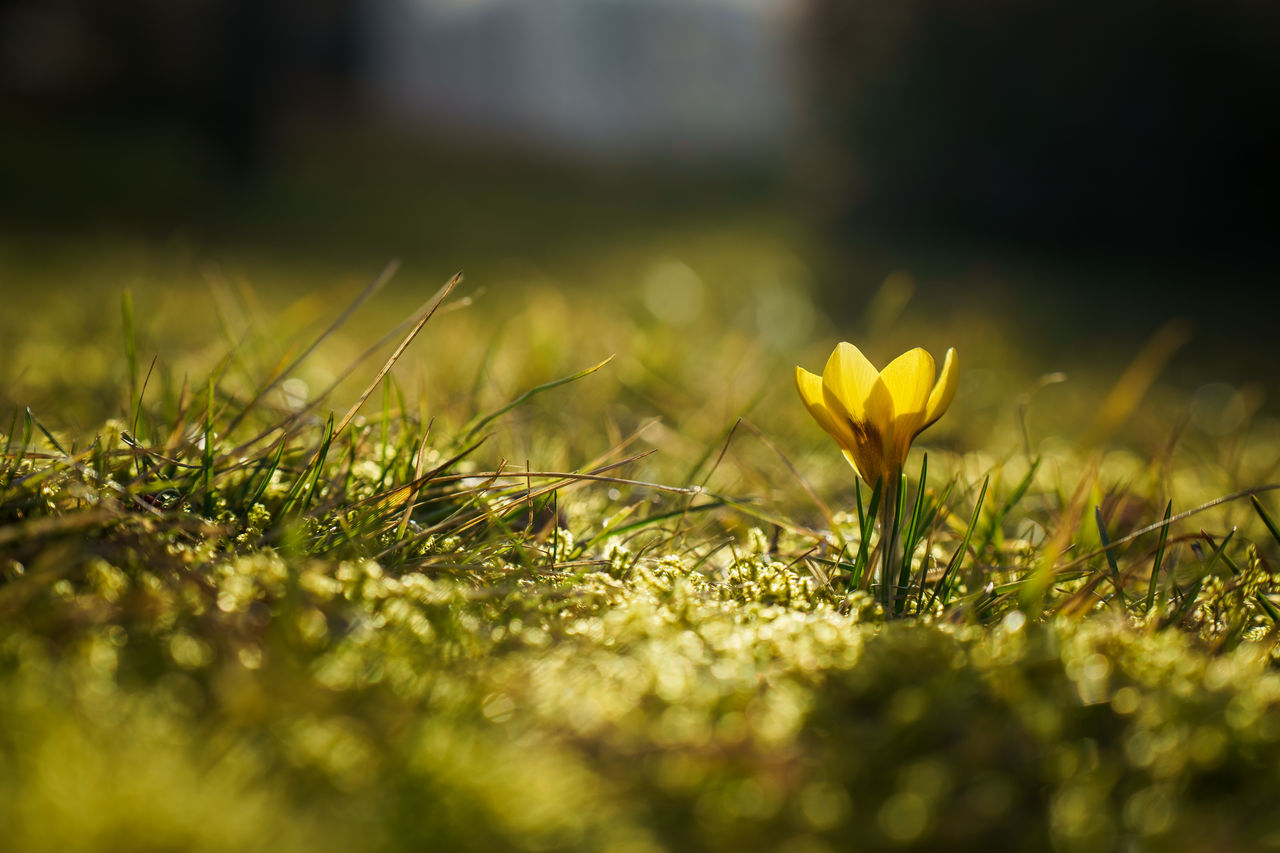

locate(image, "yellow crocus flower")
(795, 342), (958, 488)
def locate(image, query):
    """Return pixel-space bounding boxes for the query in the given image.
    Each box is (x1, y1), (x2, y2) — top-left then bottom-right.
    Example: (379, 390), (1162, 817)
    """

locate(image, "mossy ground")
(3, 191), (1280, 852)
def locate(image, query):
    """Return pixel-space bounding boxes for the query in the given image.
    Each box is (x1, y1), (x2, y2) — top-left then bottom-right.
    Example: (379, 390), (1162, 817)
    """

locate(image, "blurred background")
(1, 0), (1278, 422)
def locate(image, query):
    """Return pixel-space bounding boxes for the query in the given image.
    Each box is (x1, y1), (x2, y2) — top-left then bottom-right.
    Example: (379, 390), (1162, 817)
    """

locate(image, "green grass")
(3, 215), (1280, 852)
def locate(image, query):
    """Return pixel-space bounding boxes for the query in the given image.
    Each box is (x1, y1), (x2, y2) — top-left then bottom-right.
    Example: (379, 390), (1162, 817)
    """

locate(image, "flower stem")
(879, 472), (902, 613)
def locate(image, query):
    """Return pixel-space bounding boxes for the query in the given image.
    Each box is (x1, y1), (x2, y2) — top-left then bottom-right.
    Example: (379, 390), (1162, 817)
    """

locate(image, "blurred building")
(0, 0), (801, 167)
(366, 0), (799, 161)
(3, 0), (1275, 269)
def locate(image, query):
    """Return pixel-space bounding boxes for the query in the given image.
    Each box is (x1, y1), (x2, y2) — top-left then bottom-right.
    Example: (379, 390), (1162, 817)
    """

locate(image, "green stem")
(880, 473), (901, 613)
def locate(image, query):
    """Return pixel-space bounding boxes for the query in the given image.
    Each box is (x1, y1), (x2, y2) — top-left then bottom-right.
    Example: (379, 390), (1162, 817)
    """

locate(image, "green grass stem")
(1144, 500), (1173, 614)
(928, 475), (989, 611)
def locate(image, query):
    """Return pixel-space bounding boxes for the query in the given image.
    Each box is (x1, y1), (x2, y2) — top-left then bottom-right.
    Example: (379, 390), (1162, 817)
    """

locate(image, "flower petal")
(797, 364), (882, 482)
(877, 348), (935, 468)
(820, 342), (879, 423)
(841, 447), (882, 485)
(795, 366), (855, 448)
(845, 444), (884, 487)
(917, 347), (958, 436)
(821, 344), (891, 484)
(879, 347), (935, 417)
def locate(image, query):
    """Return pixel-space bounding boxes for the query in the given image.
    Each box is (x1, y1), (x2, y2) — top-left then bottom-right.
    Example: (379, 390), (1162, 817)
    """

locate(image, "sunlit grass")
(3, 225), (1280, 851)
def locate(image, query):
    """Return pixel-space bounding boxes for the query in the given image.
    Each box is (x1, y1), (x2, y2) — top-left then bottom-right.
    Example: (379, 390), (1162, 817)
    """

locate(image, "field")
(3, 147), (1280, 852)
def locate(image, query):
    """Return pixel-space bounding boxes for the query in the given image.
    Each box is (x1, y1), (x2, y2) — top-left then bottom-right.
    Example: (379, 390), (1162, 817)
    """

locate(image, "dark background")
(1, 0), (1277, 377)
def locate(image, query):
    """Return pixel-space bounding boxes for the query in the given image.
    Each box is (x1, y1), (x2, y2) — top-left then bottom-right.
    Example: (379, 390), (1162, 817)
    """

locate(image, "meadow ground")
(3, 150), (1280, 851)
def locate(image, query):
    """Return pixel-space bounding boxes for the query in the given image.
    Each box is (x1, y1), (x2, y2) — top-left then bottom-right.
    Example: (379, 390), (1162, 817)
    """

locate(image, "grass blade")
(225, 259), (400, 435)
(851, 479), (883, 591)
(1251, 495), (1280, 548)
(334, 272), (460, 439)
(1144, 500), (1173, 614)
(908, 477), (956, 612)
(582, 501), (727, 542)
(1198, 528), (1234, 578)
(1161, 528), (1235, 629)
(201, 380), (216, 517)
(1, 408), (19, 485)
(896, 454), (928, 613)
(734, 420), (845, 551)
(397, 425), (435, 540)
(464, 355), (615, 441)
(1255, 592), (1280, 624)
(928, 475), (989, 611)
(12, 409), (34, 484)
(854, 478), (865, 538)
(26, 408), (67, 457)
(1094, 505), (1128, 608)
(976, 457), (1040, 557)
(300, 415), (336, 515)
(247, 436), (288, 507)
(878, 473), (904, 611)
(1054, 483), (1280, 575)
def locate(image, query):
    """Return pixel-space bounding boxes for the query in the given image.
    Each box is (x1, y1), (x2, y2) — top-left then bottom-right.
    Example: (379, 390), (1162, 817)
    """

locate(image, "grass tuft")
(3, 254), (1280, 851)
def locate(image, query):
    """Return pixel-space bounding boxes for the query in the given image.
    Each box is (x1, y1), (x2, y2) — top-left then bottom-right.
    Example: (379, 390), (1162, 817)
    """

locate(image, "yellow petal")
(821, 344), (890, 484)
(798, 364), (882, 482)
(841, 447), (883, 486)
(877, 348), (934, 466)
(794, 366), (855, 448)
(878, 347), (935, 417)
(845, 445), (884, 488)
(820, 342), (879, 422)
(917, 347), (958, 436)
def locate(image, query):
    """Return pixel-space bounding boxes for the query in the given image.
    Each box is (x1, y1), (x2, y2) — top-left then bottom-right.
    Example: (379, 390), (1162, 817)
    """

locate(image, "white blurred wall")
(367, 0), (801, 160)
